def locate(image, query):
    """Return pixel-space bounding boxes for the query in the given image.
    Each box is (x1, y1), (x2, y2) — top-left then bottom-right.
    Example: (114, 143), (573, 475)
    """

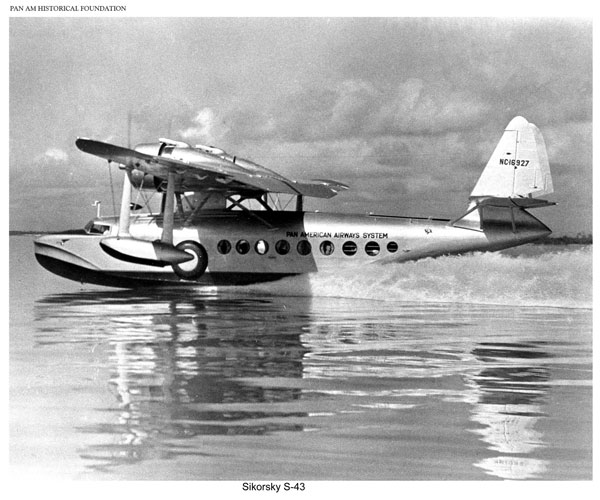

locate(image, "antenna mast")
(127, 111), (132, 148)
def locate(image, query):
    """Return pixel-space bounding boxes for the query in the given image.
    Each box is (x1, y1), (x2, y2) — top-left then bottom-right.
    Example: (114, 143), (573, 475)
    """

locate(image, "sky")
(9, 15), (592, 235)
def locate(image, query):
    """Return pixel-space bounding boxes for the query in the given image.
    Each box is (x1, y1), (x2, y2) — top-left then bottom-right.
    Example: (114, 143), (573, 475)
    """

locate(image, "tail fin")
(452, 117), (554, 233)
(470, 116), (553, 199)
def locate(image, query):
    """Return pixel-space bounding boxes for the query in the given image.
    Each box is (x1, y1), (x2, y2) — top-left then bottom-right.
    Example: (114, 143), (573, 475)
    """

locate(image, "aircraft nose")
(34, 234), (73, 248)
(34, 234), (60, 247)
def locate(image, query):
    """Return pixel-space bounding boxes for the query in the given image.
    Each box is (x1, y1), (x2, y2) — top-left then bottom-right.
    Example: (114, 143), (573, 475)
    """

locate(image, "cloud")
(328, 80), (379, 136)
(37, 147), (68, 163)
(12, 145), (110, 191)
(12, 148), (73, 188)
(178, 108), (230, 144)
(221, 76), (490, 145)
(371, 79), (490, 135)
(9, 18), (592, 234)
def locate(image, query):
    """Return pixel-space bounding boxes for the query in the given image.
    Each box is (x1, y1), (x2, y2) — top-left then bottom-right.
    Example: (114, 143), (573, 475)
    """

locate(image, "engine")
(129, 141), (176, 191)
(129, 168), (164, 191)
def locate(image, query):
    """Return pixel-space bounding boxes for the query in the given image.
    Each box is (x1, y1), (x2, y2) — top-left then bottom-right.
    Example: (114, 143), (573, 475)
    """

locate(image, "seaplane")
(34, 116), (554, 288)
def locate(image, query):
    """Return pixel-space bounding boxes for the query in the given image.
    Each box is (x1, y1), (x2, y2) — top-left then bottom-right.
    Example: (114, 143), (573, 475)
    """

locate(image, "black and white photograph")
(8, 3), (593, 489)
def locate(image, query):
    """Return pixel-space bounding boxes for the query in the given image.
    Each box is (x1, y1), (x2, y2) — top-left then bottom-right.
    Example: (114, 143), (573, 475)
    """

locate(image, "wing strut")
(99, 167), (194, 268)
(226, 195), (276, 229)
(162, 170), (176, 245)
(118, 163), (132, 237)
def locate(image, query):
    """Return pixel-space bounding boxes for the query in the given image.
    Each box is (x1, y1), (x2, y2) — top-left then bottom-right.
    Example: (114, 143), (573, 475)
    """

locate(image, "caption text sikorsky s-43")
(34, 116), (554, 287)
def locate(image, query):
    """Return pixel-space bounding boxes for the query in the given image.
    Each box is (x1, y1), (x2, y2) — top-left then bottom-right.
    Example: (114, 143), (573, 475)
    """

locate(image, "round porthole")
(275, 239), (290, 255)
(387, 241), (398, 253)
(365, 241), (380, 256)
(342, 241), (357, 256)
(236, 239), (250, 254)
(217, 240), (231, 254)
(320, 240), (335, 255)
(255, 240), (269, 255)
(297, 240), (312, 256)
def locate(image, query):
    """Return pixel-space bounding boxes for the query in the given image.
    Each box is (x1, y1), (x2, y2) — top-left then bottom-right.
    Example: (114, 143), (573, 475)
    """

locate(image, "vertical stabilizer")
(470, 116), (553, 199)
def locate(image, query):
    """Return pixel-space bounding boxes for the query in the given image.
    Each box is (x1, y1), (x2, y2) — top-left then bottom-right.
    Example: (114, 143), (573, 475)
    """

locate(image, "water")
(9, 235), (592, 480)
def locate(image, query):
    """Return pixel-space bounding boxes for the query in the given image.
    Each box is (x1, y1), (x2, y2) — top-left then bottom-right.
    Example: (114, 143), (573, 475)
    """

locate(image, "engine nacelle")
(130, 142), (177, 191)
(133, 142), (163, 156)
(129, 169), (163, 191)
(130, 139), (234, 193)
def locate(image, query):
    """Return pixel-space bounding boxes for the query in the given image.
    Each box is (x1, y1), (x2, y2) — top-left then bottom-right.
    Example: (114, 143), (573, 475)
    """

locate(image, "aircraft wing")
(76, 138), (348, 198)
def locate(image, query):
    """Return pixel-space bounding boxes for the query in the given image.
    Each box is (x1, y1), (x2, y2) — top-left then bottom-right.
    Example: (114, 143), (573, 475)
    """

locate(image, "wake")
(246, 246), (592, 309)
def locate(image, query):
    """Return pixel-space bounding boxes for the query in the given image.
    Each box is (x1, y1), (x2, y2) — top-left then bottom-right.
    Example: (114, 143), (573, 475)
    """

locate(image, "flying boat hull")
(34, 210), (551, 288)
(34, 116), (555, 288)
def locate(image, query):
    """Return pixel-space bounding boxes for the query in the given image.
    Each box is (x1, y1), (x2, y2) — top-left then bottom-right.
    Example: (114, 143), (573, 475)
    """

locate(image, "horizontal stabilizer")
(470, 116), (553, 199)
(474, 197), (556, 209)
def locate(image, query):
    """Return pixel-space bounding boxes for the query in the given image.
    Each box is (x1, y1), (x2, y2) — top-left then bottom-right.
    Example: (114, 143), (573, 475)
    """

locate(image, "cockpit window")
(84, 221), (111, 235)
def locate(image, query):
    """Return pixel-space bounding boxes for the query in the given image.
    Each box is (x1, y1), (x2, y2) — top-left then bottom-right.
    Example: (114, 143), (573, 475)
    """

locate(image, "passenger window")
(365, 241), (380, 256)
(320, 240), (335, 255)
(275, 239), (290, 255)
(387, 241), (398, 253)
(297, 240), (312, 256)
(255, 240), (269, 255)
(217, 240), (231, 254)
(342, 241), (357, 256)
(236, 240), (250, 254)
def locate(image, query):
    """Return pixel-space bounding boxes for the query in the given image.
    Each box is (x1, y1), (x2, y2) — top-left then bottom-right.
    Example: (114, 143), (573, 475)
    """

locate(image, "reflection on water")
(466, 342), (550, 479)
(31, 289), (592, 479)
(36, 291), (310, 472)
